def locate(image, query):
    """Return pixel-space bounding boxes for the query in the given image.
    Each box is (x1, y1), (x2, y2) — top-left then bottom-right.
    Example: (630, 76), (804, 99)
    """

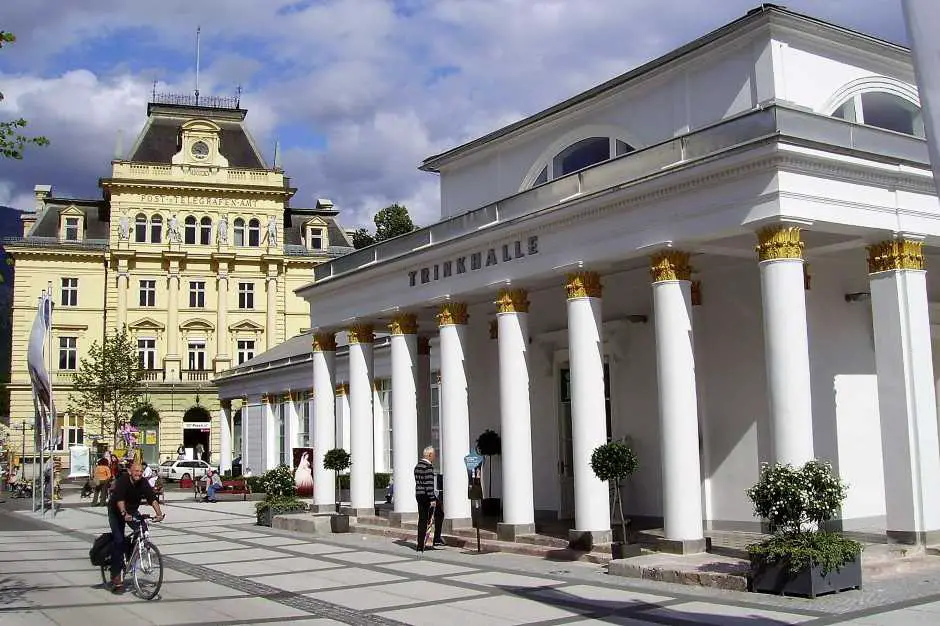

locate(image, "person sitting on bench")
(203, 469), (223, 503)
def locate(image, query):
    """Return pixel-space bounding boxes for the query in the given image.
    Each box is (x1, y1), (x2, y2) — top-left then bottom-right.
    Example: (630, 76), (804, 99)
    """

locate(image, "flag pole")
(47, 281), (56, 515)
(38, 290), (46, 516)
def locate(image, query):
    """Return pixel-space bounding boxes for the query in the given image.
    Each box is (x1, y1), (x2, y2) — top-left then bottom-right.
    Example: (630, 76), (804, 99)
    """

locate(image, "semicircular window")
(531, 136), (635, 188)
(832, 91), (924, 138)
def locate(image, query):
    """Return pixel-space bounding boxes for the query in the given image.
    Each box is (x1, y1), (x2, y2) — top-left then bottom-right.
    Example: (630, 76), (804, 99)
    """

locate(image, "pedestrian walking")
(414, 446), (444, 551)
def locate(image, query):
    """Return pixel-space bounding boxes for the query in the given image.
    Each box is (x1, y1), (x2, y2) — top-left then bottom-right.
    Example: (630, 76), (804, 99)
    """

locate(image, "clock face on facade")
(191, 141), (210, 159)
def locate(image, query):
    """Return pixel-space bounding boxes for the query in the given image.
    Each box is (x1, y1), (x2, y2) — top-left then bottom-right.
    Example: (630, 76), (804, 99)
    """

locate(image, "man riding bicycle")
(108, 461), (165, 593)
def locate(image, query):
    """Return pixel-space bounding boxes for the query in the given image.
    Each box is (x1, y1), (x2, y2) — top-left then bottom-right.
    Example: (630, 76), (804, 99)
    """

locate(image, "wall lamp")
(844, 292), (871, 303)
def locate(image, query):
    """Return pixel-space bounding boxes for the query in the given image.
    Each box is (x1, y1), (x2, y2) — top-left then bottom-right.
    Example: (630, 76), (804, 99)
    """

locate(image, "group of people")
(90, 453), (157, 506)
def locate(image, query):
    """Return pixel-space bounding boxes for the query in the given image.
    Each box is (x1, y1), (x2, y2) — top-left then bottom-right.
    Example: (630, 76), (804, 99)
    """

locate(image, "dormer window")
(63, 217), (80, 241)
(310, 228), (323, 250)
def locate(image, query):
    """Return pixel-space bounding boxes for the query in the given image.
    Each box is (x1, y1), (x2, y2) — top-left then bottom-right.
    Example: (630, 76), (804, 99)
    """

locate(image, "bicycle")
(99, 514), (164, 600)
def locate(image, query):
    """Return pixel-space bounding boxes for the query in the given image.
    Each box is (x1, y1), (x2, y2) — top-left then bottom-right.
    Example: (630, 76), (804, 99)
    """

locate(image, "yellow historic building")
(3, 94), (354, 465)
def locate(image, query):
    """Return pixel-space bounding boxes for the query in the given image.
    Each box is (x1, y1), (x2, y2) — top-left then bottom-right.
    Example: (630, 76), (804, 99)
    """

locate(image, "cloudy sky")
(0, 0), (907, 228)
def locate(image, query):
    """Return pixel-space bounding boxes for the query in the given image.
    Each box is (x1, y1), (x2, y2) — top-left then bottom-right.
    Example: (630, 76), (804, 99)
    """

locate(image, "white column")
(868, 239), (940, 544)
(565, 272), (611, 545)
(219, 401), (232, 474)
(438, 302), (472, 527)
(373, 385), (387, 473)
(287, 395), (300, 461)
(390, 314), (419, 523)
(266, 275), (278, 350)
(651, 252), (705, 550)
(336, 385), (351, 452)
(495, 289), (535, 539)
(348, 324), (375, 515)
(312, 333), (337, 511)
(416, 337), (432, 450)
(263, 398), (278, 471)
(757, 226), (814, 465)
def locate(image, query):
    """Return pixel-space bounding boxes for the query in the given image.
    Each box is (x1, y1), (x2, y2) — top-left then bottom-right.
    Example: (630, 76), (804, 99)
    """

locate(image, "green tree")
(0, 31), (49, 159)
(373, 203), (416, 241)
(69, 327), (144, 447)
(351, 203), (417, 249)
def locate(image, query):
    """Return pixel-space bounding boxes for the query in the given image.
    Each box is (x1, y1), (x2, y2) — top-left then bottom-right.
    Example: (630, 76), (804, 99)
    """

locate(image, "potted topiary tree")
(323, 448), (352, 532)
(746, 460), (862, 598)
(255, 465), (307, 526)
(476, 429), (502, 516)
(590, 441), (639, 559)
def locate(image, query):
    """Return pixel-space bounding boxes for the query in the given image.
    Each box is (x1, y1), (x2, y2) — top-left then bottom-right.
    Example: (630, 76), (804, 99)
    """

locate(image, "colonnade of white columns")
(272, 225), (940, 548)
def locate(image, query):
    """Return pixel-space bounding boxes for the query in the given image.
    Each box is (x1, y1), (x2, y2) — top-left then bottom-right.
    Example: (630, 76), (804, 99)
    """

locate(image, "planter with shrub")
(589, 440), (640, 559)
(255, 465), (306, 526)
(323, 448), (352, 531)
(746, 460), (862, 598)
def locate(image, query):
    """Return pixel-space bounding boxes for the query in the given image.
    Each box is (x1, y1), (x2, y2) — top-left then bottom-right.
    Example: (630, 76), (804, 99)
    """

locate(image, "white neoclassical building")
(220, 5), (940, 552)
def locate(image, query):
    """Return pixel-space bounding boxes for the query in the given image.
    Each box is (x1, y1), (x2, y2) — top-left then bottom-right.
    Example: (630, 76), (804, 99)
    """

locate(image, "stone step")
(349, 521), (611, 564)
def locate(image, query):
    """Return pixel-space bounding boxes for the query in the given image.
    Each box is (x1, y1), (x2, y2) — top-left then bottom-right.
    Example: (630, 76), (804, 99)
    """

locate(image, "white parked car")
(158, 459), (217, 482)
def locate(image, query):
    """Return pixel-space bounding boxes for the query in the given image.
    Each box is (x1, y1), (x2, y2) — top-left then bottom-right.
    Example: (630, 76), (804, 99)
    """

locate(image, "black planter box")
(331, 514), (350, 533)
(750, 556), (862, 598)
(481, 498), (501, 517)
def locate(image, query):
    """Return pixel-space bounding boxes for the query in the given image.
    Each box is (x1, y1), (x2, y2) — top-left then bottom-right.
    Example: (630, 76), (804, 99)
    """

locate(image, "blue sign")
(464, 453), (484, 471)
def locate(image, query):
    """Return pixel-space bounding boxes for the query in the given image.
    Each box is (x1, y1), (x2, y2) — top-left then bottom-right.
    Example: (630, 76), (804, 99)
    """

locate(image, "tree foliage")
(351, 203), (417, 249)
(69, 327), (144, 446)
(0, 31), (49, 160)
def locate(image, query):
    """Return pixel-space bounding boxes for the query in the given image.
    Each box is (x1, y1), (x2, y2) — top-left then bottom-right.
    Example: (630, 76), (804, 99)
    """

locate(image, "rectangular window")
(430, 374), (440, 471)
(61, 277), (78, 307)
(137, 338), (156, 370)
(58, 336), (77, 370)
(187, 341), (206, 371)
(237, 339), (255, 365)
(64, 217), (80, 241)
(297, 393), (311, 448)
(189, 281), (205, 308)
(139, 280), (156, 307)
(238, 282), (254, 309)
(376, 378), (392, 471)
(279, 402), (289, 465)
(310, 228), (323, 250)
(56, 415), (84, 451)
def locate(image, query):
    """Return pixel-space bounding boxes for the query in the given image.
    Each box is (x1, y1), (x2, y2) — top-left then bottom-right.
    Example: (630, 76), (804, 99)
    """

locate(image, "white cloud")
(0, 0), (909, 225)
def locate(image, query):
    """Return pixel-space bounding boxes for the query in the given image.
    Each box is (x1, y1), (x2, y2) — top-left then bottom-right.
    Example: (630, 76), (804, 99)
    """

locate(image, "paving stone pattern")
(3, 495), (940, 625)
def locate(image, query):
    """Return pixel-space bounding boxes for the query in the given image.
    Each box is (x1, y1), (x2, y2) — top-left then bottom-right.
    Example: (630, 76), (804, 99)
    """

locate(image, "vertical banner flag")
(26, 291), (55, 449)
(903, 0), (940, 196)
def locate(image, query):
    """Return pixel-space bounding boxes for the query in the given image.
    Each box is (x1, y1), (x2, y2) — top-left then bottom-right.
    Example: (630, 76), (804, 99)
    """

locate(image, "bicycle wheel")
(130, 541), (163, 600)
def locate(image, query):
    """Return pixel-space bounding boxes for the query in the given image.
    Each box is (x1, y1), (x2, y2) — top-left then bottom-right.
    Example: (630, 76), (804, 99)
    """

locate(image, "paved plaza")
(2, 494), (940, 625)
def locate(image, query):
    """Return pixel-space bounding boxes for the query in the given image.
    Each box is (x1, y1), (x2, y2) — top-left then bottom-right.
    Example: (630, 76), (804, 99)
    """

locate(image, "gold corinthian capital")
(437, 302), (469, 326)
(866, 239), (926, 273)
(496, 288), (529, 313)
(565, 271), (602, 299)
(388, 313), (418, 335)
(650, 251), (692, 283)
(347, 324), (375, 344)
(312, 332), (337, 352)
(756, 225), (804, 261)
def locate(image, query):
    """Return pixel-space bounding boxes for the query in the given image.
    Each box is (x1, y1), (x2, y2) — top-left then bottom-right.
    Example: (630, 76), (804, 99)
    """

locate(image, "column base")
(341, 506), (375, 518)
(497, 522), (535, 542)
(388, 511), (418, 528)
(656, 537), (710, 555)
(568, 529), (612, 551)
(311, 503), (339, 514)
(443, 518), (473, 532)
(887, 529), (940, 545)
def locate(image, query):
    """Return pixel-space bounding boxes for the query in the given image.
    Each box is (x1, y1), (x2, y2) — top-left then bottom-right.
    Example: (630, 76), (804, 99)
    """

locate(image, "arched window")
(184, 216), (197, 245)
(528, 136), (635, 188)
(248, 218), (260, 247)
(199, 216), (212, 245)
(150, 215), (163, 244)
(233, 218), (245, 246)
(831, 91), (924, 138)
(134, 214), (148, 243)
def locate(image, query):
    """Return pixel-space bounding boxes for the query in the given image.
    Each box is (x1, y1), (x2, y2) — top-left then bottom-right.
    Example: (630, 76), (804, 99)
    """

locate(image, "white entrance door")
(558, 362), (611, 520)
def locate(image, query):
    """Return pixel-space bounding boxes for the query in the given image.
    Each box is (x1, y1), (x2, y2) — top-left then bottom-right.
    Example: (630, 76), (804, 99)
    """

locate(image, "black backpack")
(89, 532), (111, 566)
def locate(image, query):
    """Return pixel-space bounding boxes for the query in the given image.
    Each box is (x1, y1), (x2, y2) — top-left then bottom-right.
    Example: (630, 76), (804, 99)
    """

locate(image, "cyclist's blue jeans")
(107, 509), (126, 579)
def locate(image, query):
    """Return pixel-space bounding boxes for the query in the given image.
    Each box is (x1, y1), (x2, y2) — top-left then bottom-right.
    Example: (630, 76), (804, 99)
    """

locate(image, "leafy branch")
(0, 30), (50, 160)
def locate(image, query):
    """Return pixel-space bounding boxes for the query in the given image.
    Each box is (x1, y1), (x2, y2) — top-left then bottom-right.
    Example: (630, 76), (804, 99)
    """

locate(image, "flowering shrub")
(261, 465), (296, 500)
(746, 460), (861, 574)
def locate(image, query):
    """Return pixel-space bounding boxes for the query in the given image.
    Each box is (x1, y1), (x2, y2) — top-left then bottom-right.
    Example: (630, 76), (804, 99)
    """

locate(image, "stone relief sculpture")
(167, 213), (182, 243)
(217, 214), (229, 245)
(266, 215), (278, 247)
(118, 214), (130, 241)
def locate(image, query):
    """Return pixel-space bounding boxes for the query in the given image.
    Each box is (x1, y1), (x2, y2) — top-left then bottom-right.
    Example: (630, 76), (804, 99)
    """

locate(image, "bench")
(195, 478), (251, 502)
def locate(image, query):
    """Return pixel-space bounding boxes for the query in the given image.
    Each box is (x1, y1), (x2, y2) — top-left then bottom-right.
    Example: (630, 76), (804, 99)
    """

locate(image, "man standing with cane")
(414, 446), (444, 551)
